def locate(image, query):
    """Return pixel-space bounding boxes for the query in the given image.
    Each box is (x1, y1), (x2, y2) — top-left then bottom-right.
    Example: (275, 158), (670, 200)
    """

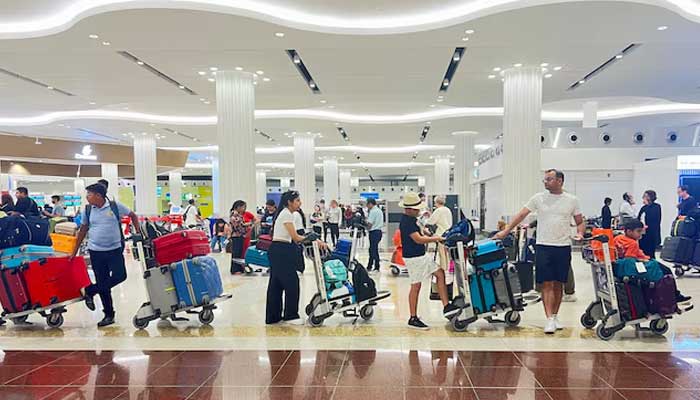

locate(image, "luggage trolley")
(446, 238), (540, 332)
(131, 235), (232, 329)
(0, 297), (82, 328)
(304, 229), (391, 327)
(579, 235), (691, 341)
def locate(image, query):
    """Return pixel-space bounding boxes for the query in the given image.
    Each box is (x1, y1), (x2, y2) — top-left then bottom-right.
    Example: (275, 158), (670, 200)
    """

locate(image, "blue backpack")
(443, 218), (475, 246)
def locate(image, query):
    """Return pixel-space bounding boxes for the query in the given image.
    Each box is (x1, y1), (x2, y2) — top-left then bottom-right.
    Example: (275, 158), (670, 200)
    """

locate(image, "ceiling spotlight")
(178, 85), (185, 89)
(657, 25), (668, 31)
(209, 67), (218, 71)
(493, 67), (501, 72)
(34, 137), (42, 145)
(89, 101), (96, 105)
(256, 70), (264, 75)
(615, 54), (623, 59)
(488, 74), (496, 79)
(199, 98), (205, 101)
(208, 78), (215, 82)
(88, 34), (99, 39)
(453, 54), (461, 61)
(263, 77), (270, 82)
(465, 29), (475, 34)
(101, 41), (111, 46)
(309, 81), (316, 88)
(578, 79), (586, 84)
(328, 105), (335, 109)
(46, 86), (54, 90)
(461, 37), (469, 41)
(121, 133), (127, 137)
(320, 100), (327, 104)
(198, 71), (206, 75)
(274, 32), (285, 37)
(553, 66), (562, 71)
(514, 63), (523, 67)
(136, 60), (144, 65)
(253, 81), (257, 85)
(437, 98), (444, 102)
(442, 79), (450, 87)
(541, 67), (548, 72)
(235, 66), (243, 71)
(429, 104), (436, 108)
(540, 63), (549, 67)
(544, 73), (553, 78)
(293, 55), (301, 64)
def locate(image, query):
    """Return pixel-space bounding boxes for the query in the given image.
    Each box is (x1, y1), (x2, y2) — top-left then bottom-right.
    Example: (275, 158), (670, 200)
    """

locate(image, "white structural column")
(168, 171), (182, 208)
(133, 134), (158, 215)
(424, 174), (434, 196)
(256, 170), (267, 207)
(502, 66), (543, 215)
(433, 157), (451, 195)
(100, 163), (119, 200)
(216, 70), (256, 214)
(294, 135), (316, 216)
(583, 101), (598, 128)
(323, 158), (339, 202)
(73, 178), (85, 196)
(339, 170), (351, 204)
(453, 132), (476, 215)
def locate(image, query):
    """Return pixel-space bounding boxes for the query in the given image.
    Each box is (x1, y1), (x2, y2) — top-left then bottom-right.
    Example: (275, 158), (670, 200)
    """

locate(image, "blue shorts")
(535, 245), (571, 284)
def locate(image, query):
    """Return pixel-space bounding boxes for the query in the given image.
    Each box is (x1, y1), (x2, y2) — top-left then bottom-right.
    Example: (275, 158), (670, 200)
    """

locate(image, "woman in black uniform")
(638, 190), (662, 259)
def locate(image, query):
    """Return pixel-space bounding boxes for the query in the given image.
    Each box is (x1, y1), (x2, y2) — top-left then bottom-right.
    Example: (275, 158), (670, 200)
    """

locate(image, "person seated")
(613, 219), (691, 304)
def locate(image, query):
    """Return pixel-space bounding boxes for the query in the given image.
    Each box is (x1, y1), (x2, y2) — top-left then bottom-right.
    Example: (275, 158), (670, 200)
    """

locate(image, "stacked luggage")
(243, 234), (271, 272)
(0, 217), (91, 328)
(662, 216), (700, 277)
(132, 226), (231, 329)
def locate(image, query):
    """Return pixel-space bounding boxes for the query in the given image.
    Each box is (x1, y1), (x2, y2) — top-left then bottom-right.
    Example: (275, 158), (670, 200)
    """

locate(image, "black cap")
(86, 183), (107, 197)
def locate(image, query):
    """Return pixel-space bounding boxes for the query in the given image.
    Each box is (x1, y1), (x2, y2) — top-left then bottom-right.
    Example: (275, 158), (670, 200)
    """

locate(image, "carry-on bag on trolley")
(54, 222), (78, 236)
(334, 238), (352, 256)
(49, 217), (68, 234)
(171, 256), (224, 308)
(352, 261), (377, 302)
(514, 227), (534, 292)
(0, 268), (30, 314)
(323, 259), (348, 291)
(661, 236), (694, 264)
(244, 247), (270, 268)
(491, 265), (524, 310)
(642, 275), (678, 316)
(22, 257), (91, 308)
(469, 271), (498, 314)
(691, 241), (700, 266)
(256, 235), (272, 251)
(671, 217), (698, 239)
(50, 233), (78, 254)
(469, 239), (507, 272)
(0, 216), (52, 249)
(0, 245), (54, 269)
(143, 265), (179, 317)
(153, 230), (209, 265)
(613, 278), (649, 322)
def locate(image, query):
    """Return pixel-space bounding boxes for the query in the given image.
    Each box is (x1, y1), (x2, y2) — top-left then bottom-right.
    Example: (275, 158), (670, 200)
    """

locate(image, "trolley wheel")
(308, 315), (325, 327)
(675, 267), (685, 277)
(451, 318), (469, 332)
(305, 303), (314, 317)
(11, 315), (29, 324)
(359, 305), (375, 321)
(133, 316), (149, 330)
(596, 325), (615, 341)
(46, 312), (64, 329)
(650, 319), (669, 335)
(505, 311), (521, 327)
(199, 309), (215, 325)
(244, 265), (254, 274)
(580, 313), (597, 329)
(390, 266), (400, 276)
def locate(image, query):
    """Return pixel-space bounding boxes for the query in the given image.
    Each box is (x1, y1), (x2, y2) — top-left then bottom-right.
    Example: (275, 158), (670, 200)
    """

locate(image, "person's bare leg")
(542, 281), (554, 318)
(409, 282), (421, 317)
(552, 282), (564, 315)
(434, 268), (450, 307)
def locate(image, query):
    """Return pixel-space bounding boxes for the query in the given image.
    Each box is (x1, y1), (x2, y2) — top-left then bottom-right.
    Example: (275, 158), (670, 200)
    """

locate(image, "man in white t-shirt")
(183, 199), (202, 228)
(495, 169), (584, 334)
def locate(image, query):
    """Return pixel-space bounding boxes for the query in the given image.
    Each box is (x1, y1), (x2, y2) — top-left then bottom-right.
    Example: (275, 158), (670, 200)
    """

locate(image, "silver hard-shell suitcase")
(143, 265), (179, 317)
(491, 265), (524, 310)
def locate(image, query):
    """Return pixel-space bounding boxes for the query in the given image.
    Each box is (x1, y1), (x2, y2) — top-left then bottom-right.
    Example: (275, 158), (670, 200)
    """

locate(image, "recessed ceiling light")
(199, 98), (205, 101)
(442, 79), (450, 87)
(615, 54), (623, 59)
(328, 105), (335, 109)
(544, 73), (553, 78)
(208, 78), (215, 82)
(579, 79), (586, 84)
(465, 29), (475, 34)
(541, 67), (548, 72)
(320, 100), (327, 104)
(540, 63), (549, 67)
(488, 75), (496, 79)
(275, 32), (285, 37)
(461, 37), (469, 41)
(178, 85), (185, 89)
(437, 98), (444, 102)
(235, 66), (243, 71)
(150, 123), (156, 127)
(263, 77), (270, 82)
(309, 81), (316, 88)
(429, 104), (436, 108)
(121, 133), (127, 137)
(553, 66), (562, 71)
(136, 60), (144, 65)
(198, 71), (206, 76)
(453, 54), (460, 62)
(204, 101), (211, 105)
(657, 25), (668, 31)
(101, 41), (111, 46)
(88, 34), (99, 39)
(514, 63), (523, 67)
(493, 67), (501, 72)
(256, 70), (264, 75)
(209, 67), (218, 71)
(253, 81), (258, 85)
(89, 101), (96, 105)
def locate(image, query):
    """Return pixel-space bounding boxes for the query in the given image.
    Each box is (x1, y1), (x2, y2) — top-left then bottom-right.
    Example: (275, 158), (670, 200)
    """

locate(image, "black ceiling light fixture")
(419, 125), (431, 143)
(336, 126), (350, 142)
(439, 47), (466, 92)
(117, 51), (197, 95)
(255, 128), (275, 142)
(0, 67), (75, 96)
(286, 49), (321, 94)
(567, 43), (640, 91)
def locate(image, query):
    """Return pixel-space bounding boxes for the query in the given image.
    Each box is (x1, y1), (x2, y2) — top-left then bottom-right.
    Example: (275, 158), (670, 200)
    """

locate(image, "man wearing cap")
(72, 183), (140, 327)
(399, 192), (460, 330)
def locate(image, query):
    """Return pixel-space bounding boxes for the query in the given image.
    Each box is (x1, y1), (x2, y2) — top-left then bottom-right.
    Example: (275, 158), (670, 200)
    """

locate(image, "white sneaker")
(283, 318), (305, 326)
(553, 315), (563, 330)
(563, 294), (577, 302)
(544, 318), (556, 334)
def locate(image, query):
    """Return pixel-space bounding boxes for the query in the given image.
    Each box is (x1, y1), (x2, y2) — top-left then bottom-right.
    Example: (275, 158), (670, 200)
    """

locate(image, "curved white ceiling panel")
(1, 0), (700, 39)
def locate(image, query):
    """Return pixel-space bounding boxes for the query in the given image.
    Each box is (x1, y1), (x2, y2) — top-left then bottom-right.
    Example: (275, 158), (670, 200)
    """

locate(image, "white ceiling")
(0, 1), (699, 177)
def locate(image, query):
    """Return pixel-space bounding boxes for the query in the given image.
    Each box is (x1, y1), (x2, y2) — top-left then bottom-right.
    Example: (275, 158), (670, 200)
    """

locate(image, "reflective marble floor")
(1, 240), (700, 352)
(1, 350), (700, 400)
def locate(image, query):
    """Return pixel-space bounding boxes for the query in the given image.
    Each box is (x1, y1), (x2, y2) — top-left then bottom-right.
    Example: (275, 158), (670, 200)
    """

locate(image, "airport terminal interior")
(3, 0), (700, 399)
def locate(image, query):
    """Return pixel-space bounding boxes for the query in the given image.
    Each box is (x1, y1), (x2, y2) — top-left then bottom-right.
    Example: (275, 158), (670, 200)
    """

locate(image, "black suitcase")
(671, 218), (698, 239)
(515, 261), (534, 293)
(661, 236), (694, 264)
(614, 279), (649, 322)
(692, 241), (700, 266)
(0, 216), (52, 249)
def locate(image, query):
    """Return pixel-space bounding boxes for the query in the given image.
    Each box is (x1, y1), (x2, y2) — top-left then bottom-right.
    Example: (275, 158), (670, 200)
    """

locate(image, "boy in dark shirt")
(677, 185), (698, 216)
(399, 193), (459, 330)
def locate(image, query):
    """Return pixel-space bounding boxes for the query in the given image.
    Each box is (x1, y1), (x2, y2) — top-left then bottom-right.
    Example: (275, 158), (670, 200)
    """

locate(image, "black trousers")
(230, 236), (245, 273)
(313, 226), (322, 235)
(323, 222), (329, 242)
(368, 230), (382, 270)
(328, 223), (340, 246)
(87, 247), (127, 317)
(266, 242), (300, 324)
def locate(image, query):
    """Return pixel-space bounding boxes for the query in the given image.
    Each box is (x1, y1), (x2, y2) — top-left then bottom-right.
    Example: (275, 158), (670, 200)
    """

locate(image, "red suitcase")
(0, 268), (31, 314)
(153, 230), (210, 265)
(22, 257), (91, 309)
(256, 234), (272, 251)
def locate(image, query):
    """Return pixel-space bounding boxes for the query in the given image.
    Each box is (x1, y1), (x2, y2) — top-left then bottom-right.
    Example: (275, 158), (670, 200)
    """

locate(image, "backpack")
(323, 259), (348, 290)
(352, 262), (377, 302)
(443, 218), (476, 246)
(85, 200), (125, 247)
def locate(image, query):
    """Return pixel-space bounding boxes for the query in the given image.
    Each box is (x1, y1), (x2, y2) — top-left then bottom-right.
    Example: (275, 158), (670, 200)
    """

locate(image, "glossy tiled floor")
(1, 350), (700, 399)
(1, 238), (700, 352)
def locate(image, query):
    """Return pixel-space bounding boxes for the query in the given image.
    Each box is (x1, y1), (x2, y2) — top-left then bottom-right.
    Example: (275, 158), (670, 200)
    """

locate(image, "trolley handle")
(580, 233), (609, 244)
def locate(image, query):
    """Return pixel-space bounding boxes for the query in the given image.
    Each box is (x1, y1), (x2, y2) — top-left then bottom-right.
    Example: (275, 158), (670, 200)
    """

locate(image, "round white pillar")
(100, 163), (119, 200)
(433, 157), (451, 195)
(294, 135), (316, 217)
(339, 170), (351, 204)
(168, 171), (182, 208)
(453, 131), (476, 215)
(215, 70), (256, 214)
(256, 170), (267, 208)
(502, 66), (543, 215)
(323, 158), (339, 203)
(211, 156), (220, 216)
(73, 178), (85, 196)
(133, 134), (158, 215)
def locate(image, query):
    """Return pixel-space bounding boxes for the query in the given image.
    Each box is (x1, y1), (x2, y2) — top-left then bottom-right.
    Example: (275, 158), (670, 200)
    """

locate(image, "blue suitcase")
(0, 245), (55, 269)
(244, 247), (270, 268)
(335, 238), (352, 256)
(172, 256), (224, 308)
(469, 271), (498, 314)
(469, 239), (507, 272)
